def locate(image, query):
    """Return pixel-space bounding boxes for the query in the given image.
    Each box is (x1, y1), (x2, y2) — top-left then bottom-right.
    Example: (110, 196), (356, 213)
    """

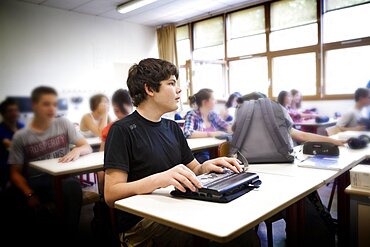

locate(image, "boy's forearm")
(76, 144), (92, 156)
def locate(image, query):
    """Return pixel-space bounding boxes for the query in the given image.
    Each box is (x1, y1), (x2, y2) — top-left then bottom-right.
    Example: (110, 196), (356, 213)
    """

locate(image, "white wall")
(0, 0), (157, 123)
(302, 99), (353, 117)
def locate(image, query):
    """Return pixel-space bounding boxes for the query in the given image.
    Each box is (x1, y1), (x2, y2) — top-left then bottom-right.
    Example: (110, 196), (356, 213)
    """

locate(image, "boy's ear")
(144, 83), (155, 97)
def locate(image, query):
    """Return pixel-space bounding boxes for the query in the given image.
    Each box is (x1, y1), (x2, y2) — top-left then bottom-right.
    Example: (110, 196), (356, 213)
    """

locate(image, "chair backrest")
(218, 141), (230, 157)
(325, 126), (341, 136)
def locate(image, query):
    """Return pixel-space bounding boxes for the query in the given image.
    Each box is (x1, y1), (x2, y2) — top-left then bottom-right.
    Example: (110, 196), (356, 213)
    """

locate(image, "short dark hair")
(225, 92), (242, 108)
(355, 88), (369, 102)
(89, 94), (108, 111)
(189, 88), (213, 108)
(277, 91), (289, 106)
(31, 86), (58, 103)
(112, 89), (132, 115)
(0, 98), (18, 115)
(127, 58), (178, 107)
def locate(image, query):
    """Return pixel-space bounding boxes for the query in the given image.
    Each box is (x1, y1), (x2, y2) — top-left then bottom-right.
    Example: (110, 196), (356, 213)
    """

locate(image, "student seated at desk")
(278, 90), (320, 133)
(0, 98), (25, 191)
(99, 88), (133, 192)
(239, 92), (344, 146)
(184, 88), (231, 163)
(336, 87), (370, 131)
(104, 58), (260, 247)
(6, 86), (92, 244)
(219, 91), (242, 123)
(290, 89), (319, 119)
(79, 93), (111, 138)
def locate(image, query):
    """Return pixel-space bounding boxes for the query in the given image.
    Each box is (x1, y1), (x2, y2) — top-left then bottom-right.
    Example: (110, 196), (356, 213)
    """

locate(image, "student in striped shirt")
(183, 88), (231, 163)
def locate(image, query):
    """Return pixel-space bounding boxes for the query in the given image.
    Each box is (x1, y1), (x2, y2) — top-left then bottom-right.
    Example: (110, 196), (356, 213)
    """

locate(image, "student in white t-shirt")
(336, 87), (370, 131)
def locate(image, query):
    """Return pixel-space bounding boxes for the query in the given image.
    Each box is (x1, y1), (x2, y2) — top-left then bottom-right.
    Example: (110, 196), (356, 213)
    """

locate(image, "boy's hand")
(157, 164), (202, 193)
(58, 148), (81, 163)
(201, 157), (243, 174)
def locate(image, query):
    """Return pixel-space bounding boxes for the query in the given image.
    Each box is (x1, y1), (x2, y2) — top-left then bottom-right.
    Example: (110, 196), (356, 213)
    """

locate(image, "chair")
(217, 141), (231, 157)
(325, 125), (341, 136)
(218, 141), (283, 247)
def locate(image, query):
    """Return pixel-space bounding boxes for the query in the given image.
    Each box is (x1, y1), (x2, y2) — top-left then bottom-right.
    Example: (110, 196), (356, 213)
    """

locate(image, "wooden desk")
(331, 131), (370, 141)
(293, 118), (337, 134)
(115, 172), (326, 243)
(86, 136), (102, 146)
(186, 138), (225, 151)
(115, 144), (370, 246)
(250, 145), (370, 247)
(29, 151), (104, 213)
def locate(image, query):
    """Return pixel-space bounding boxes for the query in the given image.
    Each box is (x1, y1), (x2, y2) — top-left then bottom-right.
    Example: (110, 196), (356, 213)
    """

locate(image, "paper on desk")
(297, 155), (341, 171)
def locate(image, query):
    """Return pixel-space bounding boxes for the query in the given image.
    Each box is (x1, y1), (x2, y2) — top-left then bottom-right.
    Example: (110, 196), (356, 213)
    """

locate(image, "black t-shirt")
(104, 110), (194, 233)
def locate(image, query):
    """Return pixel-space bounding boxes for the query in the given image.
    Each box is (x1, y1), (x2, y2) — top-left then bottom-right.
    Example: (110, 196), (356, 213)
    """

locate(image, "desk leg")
(336, 171), (350, 247)
(54, 176), (64, 218)
(286, 198), (305, 247)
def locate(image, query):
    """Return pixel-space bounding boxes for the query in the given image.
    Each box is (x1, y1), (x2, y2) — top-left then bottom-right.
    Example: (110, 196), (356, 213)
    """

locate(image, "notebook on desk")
(170, 169), (261, 203)
(297, 155), (341, 171)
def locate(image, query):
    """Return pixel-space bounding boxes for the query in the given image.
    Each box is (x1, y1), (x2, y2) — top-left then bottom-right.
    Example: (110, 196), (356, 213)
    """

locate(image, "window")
(272, 53), (317, 97)
(323, 2), (370, 43)
(191, 61), (226, 99)
(174, 0), (370, 100)
(226, 6), (266, 57)
(178, 67), (189, 104)
(270, 0), (317, 51)
(193, 17), (224, 60)
(176, 25), (191, 66)
(324, 45), (370, 95)
(229, 57), (268, 96)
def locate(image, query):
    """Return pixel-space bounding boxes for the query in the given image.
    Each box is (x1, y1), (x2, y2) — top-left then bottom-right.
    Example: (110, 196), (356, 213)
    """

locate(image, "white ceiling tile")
(42, 0), (92, 10)
(16, 0), (266, 26)
(74, 0), (120, 15)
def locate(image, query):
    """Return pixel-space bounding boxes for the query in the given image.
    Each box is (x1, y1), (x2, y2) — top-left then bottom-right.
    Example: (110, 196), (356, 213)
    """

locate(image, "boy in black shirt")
(104, 58), (259, 246)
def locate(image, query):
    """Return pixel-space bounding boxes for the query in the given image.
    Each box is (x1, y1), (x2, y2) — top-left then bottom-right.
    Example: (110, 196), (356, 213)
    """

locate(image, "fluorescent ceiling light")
(117, 0), (158, 14)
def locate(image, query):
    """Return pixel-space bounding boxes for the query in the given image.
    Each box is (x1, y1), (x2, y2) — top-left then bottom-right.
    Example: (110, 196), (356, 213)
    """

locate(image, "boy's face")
(152, 75), (181, 113)
(32, 94), (57, 120)
(360, 95), (370, 107)
(3, 104), (20, 122)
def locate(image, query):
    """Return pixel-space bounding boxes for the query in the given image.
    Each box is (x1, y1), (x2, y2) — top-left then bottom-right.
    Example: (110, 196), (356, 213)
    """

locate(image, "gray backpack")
(230, 98), (294, 164)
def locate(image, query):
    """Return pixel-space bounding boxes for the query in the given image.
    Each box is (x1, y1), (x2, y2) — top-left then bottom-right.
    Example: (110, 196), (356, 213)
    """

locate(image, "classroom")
(1, 0), (370, 247)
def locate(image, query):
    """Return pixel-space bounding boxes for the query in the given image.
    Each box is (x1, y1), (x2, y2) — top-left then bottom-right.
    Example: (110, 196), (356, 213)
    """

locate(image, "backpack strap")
(230, 100), (255, 155)
(259, 98), (291, 157)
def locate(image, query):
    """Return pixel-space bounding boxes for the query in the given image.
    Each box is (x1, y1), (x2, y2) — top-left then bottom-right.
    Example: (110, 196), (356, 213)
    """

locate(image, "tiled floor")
(77, 181), (338, 247)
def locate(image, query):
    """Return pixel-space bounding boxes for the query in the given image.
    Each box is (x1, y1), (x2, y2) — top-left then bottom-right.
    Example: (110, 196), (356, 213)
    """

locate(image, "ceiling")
(18, 0), (266, 27)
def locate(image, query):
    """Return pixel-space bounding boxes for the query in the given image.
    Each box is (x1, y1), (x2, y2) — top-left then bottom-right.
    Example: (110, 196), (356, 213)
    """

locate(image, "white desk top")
(293, 118), (337, 127)
(187, 138), (225, 152)
(28, 138), (225, 177)
(29, 151), (104, 176)
(86, 136), (102, 146)
(330, 131), (370, 141)
(115, 172), (325, 243)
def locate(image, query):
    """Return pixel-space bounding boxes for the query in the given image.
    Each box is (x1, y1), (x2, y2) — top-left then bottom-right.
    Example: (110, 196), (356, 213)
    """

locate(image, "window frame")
(174, 0), (370, 101)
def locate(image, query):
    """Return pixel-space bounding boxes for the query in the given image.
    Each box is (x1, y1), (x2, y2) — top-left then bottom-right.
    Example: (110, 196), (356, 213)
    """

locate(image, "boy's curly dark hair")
(127, 58), (178, 107)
